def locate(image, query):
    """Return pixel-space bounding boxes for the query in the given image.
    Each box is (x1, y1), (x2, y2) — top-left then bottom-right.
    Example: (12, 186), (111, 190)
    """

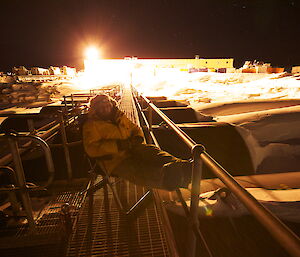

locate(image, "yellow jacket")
(83, 109), (144, 173)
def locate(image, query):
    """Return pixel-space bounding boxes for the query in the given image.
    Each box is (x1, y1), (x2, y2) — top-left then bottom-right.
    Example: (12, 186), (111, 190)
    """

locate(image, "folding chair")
(81, 156), (125, 212)
(78, 113), (153, 217)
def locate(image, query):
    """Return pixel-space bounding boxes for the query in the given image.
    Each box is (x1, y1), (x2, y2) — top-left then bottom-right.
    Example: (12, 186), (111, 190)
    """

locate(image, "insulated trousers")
(111, 143), (191, 190)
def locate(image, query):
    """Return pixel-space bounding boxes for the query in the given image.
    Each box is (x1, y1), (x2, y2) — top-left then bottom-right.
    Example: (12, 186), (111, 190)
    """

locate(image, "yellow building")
(85, 57), (234, 73)
(292, 66), (300, 74)
(140, 58), (234, 69)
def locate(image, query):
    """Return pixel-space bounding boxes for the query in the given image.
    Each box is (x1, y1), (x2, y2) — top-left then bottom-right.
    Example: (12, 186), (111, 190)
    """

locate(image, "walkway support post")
(7, 135), (36, 232)
(59, 113), (73, 180)
(186, 144), (204, 257)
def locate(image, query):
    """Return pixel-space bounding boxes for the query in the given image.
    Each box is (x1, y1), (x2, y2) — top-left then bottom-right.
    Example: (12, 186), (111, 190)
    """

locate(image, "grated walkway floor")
(66, 180), (170, 257)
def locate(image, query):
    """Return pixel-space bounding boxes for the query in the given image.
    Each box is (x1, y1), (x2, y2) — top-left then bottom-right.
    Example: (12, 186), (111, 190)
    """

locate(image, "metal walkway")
(1, 83), (299, 257)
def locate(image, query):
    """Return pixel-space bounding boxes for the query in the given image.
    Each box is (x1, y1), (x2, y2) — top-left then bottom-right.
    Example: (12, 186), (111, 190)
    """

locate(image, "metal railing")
(140, 94), (300, 257)
(0, 134), (55, 232)
(0, 105), (88, 177)
(0, 103), (89, 232)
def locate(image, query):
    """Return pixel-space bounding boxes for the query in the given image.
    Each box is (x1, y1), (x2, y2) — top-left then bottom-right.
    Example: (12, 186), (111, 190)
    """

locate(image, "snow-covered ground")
(134, 71), (300, 103)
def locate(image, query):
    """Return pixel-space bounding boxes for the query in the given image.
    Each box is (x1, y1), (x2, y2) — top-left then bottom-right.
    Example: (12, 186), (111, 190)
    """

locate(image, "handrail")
(141, 95), (300, 257)
(0, 107), (84, 180)
(0, 105), (85, 232)
(0, 116), (71, 167)
(20, 134), (55, 187)
(0, 133), (56, 231)
(133, 93), (181, 257)
(0, 133), (55, 189)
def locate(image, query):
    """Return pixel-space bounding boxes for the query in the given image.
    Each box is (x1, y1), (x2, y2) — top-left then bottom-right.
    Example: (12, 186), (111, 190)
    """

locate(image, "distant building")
(85, 57), (234, 74)
(61, 66), (76, 76)
(266, 67), (285, 74)
(292, 66), (300, 74)
(0, 74), (15, 83)
(134, 58), (234, 69)
(49, 66), (61, 75)
(12, 66), (30, 75)
(241, 60), (270, 73)
(240, 60), (285, 73)
(11, 65), (77, 79)
(31, 67), (50, 75)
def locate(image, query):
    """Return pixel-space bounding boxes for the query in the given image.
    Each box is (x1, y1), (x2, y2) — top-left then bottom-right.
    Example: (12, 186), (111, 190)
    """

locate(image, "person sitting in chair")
(82, 94), (192, 191)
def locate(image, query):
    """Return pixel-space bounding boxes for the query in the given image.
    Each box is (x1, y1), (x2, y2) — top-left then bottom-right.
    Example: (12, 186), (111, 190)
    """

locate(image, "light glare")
(85, 46), (100, 60)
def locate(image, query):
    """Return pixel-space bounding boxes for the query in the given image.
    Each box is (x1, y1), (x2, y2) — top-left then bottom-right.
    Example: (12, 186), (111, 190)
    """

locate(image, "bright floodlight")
(85, 46), (100, 60)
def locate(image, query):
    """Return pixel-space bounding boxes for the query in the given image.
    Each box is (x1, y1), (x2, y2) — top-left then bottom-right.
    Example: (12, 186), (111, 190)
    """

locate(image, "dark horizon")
(1, 0), (299, 72)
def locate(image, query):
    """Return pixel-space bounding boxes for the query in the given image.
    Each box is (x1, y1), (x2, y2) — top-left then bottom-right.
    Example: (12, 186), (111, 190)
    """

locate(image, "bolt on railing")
(141, 95), (300, 257)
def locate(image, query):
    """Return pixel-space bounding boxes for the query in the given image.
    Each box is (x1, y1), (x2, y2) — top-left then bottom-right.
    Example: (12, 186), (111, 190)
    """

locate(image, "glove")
(129, 135), (144, 145)
(117, 139), (131, 151)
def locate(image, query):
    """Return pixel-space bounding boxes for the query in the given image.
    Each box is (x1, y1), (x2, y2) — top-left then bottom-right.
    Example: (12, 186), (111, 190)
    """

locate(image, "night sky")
(1, 0), (299, 71)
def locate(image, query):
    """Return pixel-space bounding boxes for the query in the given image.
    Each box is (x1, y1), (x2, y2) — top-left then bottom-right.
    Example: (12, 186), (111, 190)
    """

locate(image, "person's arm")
(122, 114), (144, 143)
(130, 123), (144, 139)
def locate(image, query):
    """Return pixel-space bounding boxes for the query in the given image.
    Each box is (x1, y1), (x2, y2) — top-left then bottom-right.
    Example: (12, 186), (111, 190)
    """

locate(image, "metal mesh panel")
(118, 84), (140, 126)
(0, 186), (87, 257)
(66, 180), (170, 257)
